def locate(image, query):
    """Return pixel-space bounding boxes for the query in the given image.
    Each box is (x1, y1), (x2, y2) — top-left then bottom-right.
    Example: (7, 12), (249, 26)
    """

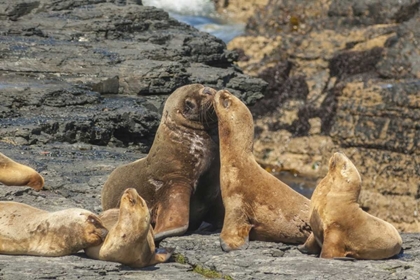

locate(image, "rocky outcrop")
(214, 0), (268, 22)
(0, 0), (267, 152)
(227, 0), (420, 231)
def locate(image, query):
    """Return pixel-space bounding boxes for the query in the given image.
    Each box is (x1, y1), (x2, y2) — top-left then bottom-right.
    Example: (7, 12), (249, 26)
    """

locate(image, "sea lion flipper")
(148, 247), (175, 266)
(153, 183), (192, 241)
(298, 232), (322, 255)
(320, 228), (346, 258)
(219, 211), (252, 252)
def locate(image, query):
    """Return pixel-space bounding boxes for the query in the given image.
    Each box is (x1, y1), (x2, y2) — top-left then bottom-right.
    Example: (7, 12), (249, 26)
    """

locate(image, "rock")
(227, 0), (420, 231)
(0, 0), (267, 151)
(213, 0), (269, 23)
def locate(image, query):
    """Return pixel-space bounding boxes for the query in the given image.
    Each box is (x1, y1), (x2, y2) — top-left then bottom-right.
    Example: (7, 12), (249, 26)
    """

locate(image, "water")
(275, 171), (317, 199)
(142, 0), (245, 43)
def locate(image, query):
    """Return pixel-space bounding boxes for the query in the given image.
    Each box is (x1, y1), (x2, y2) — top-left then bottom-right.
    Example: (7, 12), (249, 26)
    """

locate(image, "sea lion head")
(79, 212), (108, 247)
(163, 84), (217, 130)
(26, 172), (44, 191)
(120, 188), (150, 233)
(328, 152), (362, 194)
(213, 89), (254, 151)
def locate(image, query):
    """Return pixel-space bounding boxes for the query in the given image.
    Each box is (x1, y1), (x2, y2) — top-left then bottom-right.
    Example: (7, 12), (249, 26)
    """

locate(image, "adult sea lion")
(86, 188), (173, 267)
(101, 84), (222, 241)
(299, 152), (402, 259)
(0, 202), (108, 257)
(0, 152), (44, 190)
(213, 90), (311, 251)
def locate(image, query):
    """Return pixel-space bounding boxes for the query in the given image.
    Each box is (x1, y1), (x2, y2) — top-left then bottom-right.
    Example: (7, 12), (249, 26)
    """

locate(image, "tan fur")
(300, 152), (402, 259)
(213, 90), (311, 251)
(101, 84), (223, 241)
(0, 202), (108, 257)
(85, 188), (173, 267)
(0, 152), (44, 190)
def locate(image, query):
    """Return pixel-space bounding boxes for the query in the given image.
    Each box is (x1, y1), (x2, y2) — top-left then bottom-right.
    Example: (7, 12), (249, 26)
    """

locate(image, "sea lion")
(213, 90), (311, 251)
(0, 152), (44, 190)
(299, 152), (402, 259)
(85, 188), (173, 267)
(101, 84), (223, 241)
(0, 202), (108, 257)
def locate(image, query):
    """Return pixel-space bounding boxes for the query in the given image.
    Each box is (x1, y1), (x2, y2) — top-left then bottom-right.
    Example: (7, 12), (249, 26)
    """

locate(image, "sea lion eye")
(184, 100), (196, 112)
(222, 98), (231, 109)
(88, 217), (98, 225)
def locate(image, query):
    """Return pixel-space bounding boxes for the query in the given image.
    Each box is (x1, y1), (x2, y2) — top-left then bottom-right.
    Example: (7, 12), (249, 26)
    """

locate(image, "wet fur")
(0, 152), (44, 190)
(300, 152), (402, 259)
(214, 90), (311, 251)
(101, 84), (223, 241)
(0, 202), (107, 257)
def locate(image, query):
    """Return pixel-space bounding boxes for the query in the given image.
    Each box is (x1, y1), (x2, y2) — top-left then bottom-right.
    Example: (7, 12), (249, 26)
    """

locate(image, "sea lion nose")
(202, 87), (214, 95)
(99, 228), (108, 240)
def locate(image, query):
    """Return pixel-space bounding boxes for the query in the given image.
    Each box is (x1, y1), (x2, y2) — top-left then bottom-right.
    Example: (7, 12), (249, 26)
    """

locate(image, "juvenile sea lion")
(299, 152), (402, 259)
(0, 152), (44, 190)
(86, 188), (173, 267)
(101, 84), (222, 241)
(0, 202), (108, 257)
(213, 90), (311, 251)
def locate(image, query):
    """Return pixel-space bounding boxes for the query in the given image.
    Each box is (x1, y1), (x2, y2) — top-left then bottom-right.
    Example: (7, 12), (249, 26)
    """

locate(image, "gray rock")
(0, 0), (267, 151)
(0, 141), (419, 280)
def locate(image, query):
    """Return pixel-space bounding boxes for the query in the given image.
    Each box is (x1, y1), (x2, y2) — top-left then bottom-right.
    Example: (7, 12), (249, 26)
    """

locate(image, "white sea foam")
(143, 0), (245, 43)
(142, 0), (216, 16)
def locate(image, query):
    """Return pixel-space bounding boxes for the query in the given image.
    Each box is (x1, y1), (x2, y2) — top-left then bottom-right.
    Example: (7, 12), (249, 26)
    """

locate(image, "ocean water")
(142, 0), (245, 43)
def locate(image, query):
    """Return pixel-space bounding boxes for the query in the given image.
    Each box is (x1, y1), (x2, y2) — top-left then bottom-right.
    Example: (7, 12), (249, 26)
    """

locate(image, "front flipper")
(219, 208), (252, 252)
(298, 232), (322, 255)
(320, 228), (346, 259)
(153, 183), (192, 241)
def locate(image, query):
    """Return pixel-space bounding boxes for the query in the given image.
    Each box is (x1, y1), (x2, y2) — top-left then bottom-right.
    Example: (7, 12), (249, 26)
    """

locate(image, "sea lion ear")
(222, 98), (231, 109)
(149, 247), (175, 265)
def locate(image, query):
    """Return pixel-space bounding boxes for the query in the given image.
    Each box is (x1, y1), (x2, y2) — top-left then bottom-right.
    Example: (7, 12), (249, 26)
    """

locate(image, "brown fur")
(299, 152), (402, 259)
(85, 188), (173, 267)
(101, 84), (223, 241)
(0, 202), (107, 257)
(213, 90), (311, 251)
(0, 152), (44, 190)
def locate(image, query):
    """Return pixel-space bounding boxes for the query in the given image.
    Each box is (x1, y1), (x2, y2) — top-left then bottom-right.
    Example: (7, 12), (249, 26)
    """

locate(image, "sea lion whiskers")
(200, 99), (217, 127)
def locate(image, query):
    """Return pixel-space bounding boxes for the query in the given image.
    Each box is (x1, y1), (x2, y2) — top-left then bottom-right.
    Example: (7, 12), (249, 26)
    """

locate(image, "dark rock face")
(0, 0), (267, 152)
(227, 0), (420, 231)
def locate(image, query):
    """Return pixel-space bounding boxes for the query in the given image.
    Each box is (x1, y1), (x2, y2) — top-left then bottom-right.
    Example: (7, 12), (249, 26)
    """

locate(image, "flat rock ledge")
(0, 132), (417, 280)
(0, 233), (418, 280)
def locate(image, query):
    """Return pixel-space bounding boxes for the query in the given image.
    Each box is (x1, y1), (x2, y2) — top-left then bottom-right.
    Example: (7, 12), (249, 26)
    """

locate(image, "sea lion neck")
(218, 118), (254, 159)
(115, 209), (149, 242)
